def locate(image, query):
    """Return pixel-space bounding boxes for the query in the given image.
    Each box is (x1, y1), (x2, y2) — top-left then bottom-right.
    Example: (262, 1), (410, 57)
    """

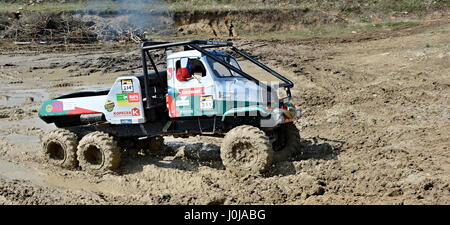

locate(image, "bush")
(3, 12), (97, 43)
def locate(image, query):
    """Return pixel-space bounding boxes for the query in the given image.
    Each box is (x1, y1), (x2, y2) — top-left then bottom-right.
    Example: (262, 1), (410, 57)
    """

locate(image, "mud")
(0, 18), (449, 205)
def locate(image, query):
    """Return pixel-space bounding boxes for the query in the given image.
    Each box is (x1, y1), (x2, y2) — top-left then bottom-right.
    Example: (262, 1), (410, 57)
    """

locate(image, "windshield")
(207, 55), (242, 77)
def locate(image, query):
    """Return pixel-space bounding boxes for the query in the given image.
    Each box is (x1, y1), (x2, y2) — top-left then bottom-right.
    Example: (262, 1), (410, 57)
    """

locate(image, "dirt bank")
(1, 2), (448, 43)
(0, 18), (449, 205)
(173, 8), (347, 36)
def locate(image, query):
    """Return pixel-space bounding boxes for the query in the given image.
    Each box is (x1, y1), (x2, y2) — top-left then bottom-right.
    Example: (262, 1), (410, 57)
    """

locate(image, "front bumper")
(261, 103), (301, 128)
(280, 102), (302, 123)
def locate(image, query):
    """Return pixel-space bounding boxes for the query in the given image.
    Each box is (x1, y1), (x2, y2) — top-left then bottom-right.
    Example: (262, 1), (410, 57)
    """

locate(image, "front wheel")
(220, 125), (273, 177)
(77, 131), (121, 172)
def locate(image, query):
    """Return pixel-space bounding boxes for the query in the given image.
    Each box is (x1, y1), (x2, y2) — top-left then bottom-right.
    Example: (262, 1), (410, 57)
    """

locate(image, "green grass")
(169, 1), (313, 13)
(0, 0), (448, 14)
(0, 1), (85, 13)
(0, 0), (312, 14)
(0, 0), (163, 13)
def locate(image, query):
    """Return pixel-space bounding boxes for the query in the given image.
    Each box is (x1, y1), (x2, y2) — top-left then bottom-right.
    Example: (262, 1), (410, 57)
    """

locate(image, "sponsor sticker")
(200, 95), (214, 110)
(45, 104), (53, 112)
(116, 93), (128, 102)
(176, 98), (190, 107)
(120, 119), (132, 124)
(131, 107), (141, 117)
(113, 108), (142, 117)
(121, 79), (134, 92)
(104, 100), (115, 112)
(178, 87), (205, 96)
(128, 93), (140, 102)
(52, 102), (63, 112)
(113, 111), (132, 117)
(116, 93), (139, 106)
(180, 109), (194, 114)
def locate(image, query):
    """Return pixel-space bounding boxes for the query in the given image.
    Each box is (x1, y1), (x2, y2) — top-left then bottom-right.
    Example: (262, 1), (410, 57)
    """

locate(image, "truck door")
(168, 57), (215, 117)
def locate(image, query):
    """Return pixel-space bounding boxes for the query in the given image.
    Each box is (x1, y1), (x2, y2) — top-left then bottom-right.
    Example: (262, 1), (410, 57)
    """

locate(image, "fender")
(38, 96), (106, 118)
(221, 106), (269, 121)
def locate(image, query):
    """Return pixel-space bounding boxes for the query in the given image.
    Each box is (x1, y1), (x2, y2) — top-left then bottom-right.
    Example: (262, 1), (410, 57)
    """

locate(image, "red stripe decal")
(68, 107), (100, 115)
(178, 87), (205, 96)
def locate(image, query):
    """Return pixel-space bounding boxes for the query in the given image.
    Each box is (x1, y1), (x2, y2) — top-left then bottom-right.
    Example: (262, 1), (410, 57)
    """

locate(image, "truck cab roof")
(167, 49), (230, 60)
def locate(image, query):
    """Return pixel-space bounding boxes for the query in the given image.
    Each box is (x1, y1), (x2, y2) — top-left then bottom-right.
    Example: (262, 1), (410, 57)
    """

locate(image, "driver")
(176, 58), (191, 81)
(176, 58), (205, 82)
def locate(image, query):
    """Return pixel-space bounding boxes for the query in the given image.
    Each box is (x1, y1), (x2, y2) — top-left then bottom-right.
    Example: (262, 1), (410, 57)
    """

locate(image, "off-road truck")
(38, 40), (302, 176)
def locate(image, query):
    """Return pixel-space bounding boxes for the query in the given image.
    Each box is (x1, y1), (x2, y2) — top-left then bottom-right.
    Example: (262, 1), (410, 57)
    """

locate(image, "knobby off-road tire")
(220, 125), (273, 177)
(272, 122), (301, 162)
(41, 129), (79, 169)
(77, 131), (121, 172)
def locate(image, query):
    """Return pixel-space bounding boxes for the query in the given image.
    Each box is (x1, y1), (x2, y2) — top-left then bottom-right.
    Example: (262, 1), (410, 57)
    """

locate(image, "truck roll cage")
(140, 40), (294, 109)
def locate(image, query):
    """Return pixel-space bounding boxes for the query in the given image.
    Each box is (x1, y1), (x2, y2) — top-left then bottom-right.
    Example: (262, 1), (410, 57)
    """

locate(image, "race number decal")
(200, 96), (214, 110)
(121, 79), (134, 92)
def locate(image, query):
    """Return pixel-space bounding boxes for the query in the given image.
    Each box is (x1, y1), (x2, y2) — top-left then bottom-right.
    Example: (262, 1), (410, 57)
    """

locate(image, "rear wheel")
(77, 131), (121, 172)
(272, 123), (301, 162)
(41, 129), (78, 169)
(220, 125), (273, 177)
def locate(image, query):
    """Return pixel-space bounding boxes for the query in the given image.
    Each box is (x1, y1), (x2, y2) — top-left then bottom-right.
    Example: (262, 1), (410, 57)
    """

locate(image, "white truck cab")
(166, 50), (271, 118)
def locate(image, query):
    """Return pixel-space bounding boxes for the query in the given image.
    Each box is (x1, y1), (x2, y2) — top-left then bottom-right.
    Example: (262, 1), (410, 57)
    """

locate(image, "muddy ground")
(0, 18), (449, 205)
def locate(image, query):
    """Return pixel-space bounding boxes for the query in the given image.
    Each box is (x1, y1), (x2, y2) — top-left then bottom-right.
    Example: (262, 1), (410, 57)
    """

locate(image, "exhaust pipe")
(80, 113), (104, 124)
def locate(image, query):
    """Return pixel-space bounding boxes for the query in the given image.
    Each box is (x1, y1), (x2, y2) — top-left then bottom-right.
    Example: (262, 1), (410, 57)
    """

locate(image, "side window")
(228, 57), (241, 77)
(207, 56), (242, 77)
(175, 60), (181, 71)
(189, 59), (206, 77)
(211, 59), (232, 77)
(175, 58), (206, 81)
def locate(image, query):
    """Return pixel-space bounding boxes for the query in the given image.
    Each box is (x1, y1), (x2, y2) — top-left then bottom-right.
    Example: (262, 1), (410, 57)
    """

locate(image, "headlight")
(295, 106), (302, 119)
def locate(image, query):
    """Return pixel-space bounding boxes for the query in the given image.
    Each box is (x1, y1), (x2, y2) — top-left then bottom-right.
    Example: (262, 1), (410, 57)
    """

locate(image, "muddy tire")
(220, 125), (273, 176)
(77, 131), (121, 172)
(41, 129), (79, 169)
(272, 123), (301, 162)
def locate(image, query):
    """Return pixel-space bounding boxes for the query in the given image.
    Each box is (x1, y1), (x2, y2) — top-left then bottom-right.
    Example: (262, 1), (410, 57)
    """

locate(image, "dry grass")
(3, 12), (97, 43)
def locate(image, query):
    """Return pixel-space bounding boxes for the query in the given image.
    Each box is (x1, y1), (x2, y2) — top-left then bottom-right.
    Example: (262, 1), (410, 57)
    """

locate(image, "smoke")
(82, 0), (174, 41)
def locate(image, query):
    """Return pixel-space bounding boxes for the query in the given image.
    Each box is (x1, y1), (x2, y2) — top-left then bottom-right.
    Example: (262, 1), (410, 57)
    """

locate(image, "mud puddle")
(72, 84), (111, 92)
(5, 134), (40, 145)
(0, 89), (48, 107)
(0, 117), (54, 131)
